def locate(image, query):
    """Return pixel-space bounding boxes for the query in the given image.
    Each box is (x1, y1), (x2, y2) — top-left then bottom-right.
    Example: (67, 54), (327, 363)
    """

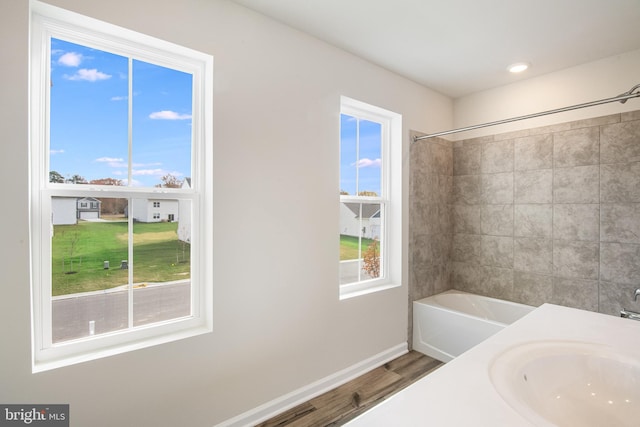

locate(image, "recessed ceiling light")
(508, 62), (530, 73)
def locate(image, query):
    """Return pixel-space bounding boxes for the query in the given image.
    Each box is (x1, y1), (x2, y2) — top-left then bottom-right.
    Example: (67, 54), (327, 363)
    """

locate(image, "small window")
(30, 1), (213, 371)
(339, 97), (402, 299)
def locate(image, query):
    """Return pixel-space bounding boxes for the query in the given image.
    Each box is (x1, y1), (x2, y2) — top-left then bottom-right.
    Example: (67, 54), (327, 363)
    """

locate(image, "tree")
(67, 174), (87, 184)
(358, 191), (379, 197)
(89, 177), (123, 186)
(362, 239), (380, 278)
(89, 178), (126, 215)
(156, 173), (182, 188)
(49, 170), (64, 183)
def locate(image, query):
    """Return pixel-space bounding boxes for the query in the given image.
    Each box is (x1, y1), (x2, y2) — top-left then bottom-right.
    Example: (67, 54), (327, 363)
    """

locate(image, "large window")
(30, 1), (213, 371)
(339, 97), (402, 299)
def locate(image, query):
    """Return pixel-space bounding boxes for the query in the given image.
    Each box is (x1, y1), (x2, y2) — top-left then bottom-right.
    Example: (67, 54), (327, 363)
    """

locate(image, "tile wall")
(410, 109), (640, 325)
(408, 132), (454, 339)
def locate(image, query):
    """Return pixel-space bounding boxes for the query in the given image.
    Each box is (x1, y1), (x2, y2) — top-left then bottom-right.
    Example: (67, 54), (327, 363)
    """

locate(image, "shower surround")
(409, 109), (640, 340)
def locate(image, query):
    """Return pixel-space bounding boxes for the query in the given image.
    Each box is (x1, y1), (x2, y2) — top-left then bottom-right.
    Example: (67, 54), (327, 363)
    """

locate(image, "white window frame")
(339, 96), (402, 300)
(29, 0), (213, 372)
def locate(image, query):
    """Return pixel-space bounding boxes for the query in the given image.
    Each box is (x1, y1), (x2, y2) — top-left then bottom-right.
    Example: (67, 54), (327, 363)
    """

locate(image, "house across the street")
(51, 196), (102, 225)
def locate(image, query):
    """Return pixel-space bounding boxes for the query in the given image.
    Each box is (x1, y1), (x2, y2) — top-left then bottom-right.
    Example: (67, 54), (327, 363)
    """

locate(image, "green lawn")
(52, 221), (190, 296)
(340, 234), (375, 261)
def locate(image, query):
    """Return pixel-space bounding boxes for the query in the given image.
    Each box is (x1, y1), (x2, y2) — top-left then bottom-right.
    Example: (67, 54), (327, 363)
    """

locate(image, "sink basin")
(489, 341), (640, 427)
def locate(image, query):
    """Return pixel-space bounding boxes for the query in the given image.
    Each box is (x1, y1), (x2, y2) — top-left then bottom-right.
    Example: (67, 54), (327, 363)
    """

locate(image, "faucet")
(635, 288), (640, 302)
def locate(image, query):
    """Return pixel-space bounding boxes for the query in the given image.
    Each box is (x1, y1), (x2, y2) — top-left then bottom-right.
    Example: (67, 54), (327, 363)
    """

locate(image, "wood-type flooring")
(257, 350), (443, 427)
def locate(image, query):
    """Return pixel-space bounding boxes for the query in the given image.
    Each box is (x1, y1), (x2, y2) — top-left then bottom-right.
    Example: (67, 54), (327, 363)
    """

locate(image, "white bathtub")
(412, 290), (534, 362)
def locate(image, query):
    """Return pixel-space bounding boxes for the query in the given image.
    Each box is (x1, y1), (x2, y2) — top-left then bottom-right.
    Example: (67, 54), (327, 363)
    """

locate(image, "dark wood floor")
(257, 351), (443, 427)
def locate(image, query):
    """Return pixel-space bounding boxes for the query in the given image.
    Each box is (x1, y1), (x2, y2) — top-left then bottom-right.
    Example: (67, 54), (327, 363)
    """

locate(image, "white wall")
(453, 49), (640, 139)
(0, 0), (451, 426)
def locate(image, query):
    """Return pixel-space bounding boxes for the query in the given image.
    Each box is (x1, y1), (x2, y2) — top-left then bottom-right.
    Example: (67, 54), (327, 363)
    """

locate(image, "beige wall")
(453, 49), (640, 139)
(0, 0), (451, 425)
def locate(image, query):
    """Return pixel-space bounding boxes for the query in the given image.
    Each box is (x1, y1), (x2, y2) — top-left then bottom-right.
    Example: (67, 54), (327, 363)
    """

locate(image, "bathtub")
(412, 290), (534, 362)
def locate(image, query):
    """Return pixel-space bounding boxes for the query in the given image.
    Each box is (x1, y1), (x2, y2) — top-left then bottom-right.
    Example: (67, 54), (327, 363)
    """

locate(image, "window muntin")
(339, 97), (401, 298)
(30, 1), (213, 371)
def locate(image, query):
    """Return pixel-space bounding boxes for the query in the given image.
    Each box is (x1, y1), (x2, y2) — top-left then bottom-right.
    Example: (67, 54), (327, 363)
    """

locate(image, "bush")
(362, 239), (380, 278)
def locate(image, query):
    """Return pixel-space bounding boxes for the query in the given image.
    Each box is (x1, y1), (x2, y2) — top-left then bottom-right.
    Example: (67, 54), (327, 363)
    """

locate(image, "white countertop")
(346, 304), (640, 426)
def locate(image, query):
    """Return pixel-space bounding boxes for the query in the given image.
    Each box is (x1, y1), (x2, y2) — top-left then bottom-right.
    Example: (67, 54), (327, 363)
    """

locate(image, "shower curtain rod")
(413, 83), (640, 142)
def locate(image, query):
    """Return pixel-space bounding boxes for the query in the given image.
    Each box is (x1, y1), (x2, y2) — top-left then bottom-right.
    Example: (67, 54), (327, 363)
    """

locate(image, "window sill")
(339, 281), (401, 300)
(33, 321), (212, 373)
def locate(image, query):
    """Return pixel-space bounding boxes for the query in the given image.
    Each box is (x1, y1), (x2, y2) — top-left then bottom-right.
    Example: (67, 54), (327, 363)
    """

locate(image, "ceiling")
(229, 0), (640, 98)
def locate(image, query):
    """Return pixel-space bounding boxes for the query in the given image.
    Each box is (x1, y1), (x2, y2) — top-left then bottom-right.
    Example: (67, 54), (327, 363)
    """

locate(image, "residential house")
(177, 178), (192, 243)
(130, 198), (179, 223)
(339, 202), (381, 240)
(51, 196), (101, 225)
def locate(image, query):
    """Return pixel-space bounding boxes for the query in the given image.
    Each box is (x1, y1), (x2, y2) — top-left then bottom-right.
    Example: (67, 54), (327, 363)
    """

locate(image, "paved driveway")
(52, 281), (190, 342)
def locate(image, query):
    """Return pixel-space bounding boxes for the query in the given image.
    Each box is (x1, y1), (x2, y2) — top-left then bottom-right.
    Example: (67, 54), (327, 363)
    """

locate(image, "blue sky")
(340, 114), (382, 196)
(49, 38), (193, 187)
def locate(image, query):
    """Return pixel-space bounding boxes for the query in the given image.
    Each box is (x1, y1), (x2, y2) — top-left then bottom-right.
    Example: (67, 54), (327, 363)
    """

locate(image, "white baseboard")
(214, 342), (408, 427)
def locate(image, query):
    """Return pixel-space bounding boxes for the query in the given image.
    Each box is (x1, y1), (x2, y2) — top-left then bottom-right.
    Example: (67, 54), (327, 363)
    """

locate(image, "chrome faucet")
(635, 288), (640, 302)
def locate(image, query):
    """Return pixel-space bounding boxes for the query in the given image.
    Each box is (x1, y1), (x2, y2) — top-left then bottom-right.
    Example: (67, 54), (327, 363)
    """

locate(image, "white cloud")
(58, 52), (83, 67)
(132, 168), (165, 176)
(111, 96), (128, 101)
(149, 110), (192, 120)
(353, 158), (381, 168)
(96, 157), (124, 163)
(95, 157), (126, 168)
(132, 169), (183, 178)
(64, 68), (111, 82)
(50, 149), (65, 155)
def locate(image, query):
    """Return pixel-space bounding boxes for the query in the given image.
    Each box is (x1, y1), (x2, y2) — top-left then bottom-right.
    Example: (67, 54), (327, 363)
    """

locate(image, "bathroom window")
(29, 1), (213, 372)
(339, 97), (402, 299)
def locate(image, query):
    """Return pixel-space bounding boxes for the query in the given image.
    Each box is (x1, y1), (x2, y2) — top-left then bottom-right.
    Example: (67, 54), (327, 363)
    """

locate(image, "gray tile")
(481, 235), (513, 268)
(411, 233), (451, 267)
(553, 240), (599, 280)
(600, 120), (640, 164)
(453, 204), (481, 234)
(601, 203), (640, 244)
(452, 233), (482, 263)
(553, 127), (599, 167)
(453, 175), (482, 205)
(481, 204), (513, 236)
(481, 266), (514, 300)
(451, 261), (483, 294)
(482, 172), (514, 204)
(515, 170), (553, 204)
(553, 204), (599, 242)
(513, 271), (552, 307)
(599, 281), (640, 316)
(514, 204), (552, 238)
(514, 237), (552, 275)
(453, 145), (481, 176)
(410, 200), (435, 234)
(426, 140), (453, 176)
(482, 139), (513, 173)
(621, 111), (640, 122)
(514, 134), (553, 171)
(551, 277), (598, 311)
(553, 165), (599, 204)
(601, 162), (640, 203)
(411, 173), (452, 204)
(600, 242), (640, 284)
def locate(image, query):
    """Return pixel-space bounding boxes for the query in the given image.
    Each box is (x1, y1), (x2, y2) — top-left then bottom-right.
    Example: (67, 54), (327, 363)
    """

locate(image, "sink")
(489, 341), (640, 427)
